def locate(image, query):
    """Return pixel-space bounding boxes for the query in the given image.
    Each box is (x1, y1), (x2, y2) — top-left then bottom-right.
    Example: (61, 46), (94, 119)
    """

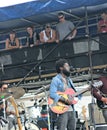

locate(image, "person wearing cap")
(39, 23), (56, 43)
(98, 11), (107, 33)
(26, 26), (40, 47)
(56, 12), (77, 43)
(5, 31), (20, 50)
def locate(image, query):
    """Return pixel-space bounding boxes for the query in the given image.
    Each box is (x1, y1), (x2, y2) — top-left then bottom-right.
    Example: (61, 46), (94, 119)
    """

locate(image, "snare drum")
(27, 106), (41, 118)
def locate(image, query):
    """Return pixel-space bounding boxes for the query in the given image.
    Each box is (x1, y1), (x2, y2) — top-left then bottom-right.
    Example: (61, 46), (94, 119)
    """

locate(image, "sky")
(0, 0), (36, 7)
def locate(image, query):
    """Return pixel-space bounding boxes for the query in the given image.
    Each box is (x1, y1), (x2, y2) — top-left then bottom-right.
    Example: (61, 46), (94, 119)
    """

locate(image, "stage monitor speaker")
(95, 124), (107, 130)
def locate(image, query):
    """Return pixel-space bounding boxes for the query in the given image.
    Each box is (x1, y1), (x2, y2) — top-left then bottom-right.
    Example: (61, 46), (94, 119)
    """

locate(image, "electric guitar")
(97, 93), (107, 109)
(48, 81), (103, 114)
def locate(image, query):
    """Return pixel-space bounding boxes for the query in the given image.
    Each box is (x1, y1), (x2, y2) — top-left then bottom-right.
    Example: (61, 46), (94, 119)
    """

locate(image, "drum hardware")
(0, 85), (49, 130)
(0, 116), (8, 128)
(0, 87), (25, 129)
(17, 93), (50, 130)
(18, 102), (40, 130)
(27, 106), (41, 119)
(9, 97), (23, 130)
(0, 95), (12, 124)
(25, 121), (40, 130)
(41, 85), (51, 130)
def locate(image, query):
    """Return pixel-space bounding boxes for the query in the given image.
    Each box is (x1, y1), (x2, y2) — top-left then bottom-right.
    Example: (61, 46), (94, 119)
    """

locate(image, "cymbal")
(0, 87), (25, 99)
(0, 93), (11, 100)
(7, 87), (25, 99)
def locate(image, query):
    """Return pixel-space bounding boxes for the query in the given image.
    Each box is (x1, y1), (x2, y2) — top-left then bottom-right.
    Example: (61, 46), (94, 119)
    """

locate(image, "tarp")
(0, 0), (107, 22)
(0, 0), (106, 33)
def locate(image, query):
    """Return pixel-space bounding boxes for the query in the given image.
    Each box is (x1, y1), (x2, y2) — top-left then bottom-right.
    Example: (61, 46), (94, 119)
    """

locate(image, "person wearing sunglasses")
(56, 12), (77, 43)
(39, 23), (56, 43)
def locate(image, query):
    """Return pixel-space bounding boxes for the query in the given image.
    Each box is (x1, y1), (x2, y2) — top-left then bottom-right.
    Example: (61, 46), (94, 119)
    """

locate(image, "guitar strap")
(68, 79), (76, 92)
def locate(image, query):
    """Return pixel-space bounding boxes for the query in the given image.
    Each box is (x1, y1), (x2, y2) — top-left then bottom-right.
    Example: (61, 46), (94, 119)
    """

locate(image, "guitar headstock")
(92, 81), (103, 88)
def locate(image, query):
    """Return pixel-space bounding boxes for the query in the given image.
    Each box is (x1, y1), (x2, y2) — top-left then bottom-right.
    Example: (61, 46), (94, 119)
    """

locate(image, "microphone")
(70, 66), (77, 71)
(70, 66), (80, 72)
(34, 84), (50, 95)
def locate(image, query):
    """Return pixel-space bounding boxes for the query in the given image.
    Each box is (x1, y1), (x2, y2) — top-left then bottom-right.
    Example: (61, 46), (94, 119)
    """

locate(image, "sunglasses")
(58, 16), (64, 19)
(46, 26), (50, 28)
(2, 87), (7, 90)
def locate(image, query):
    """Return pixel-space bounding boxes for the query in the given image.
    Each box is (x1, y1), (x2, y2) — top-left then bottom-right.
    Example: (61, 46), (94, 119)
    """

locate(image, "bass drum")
(27, 106), (41, 118)
(25, 122), (40, 130)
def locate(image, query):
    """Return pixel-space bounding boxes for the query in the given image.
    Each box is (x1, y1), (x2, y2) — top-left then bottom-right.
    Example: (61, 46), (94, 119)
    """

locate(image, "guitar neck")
(73, 85), (90, 97)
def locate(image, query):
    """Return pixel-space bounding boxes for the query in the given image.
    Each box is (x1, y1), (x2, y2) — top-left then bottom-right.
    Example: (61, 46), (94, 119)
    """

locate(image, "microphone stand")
(42, 85), (50, 130)
(3, 99), (6, 119)
(0, 96), (12, 128)
(85, 6), (96, 129)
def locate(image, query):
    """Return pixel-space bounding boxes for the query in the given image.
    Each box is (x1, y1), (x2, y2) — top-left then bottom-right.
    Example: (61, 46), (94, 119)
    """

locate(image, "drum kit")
(0, 86), (49, 130)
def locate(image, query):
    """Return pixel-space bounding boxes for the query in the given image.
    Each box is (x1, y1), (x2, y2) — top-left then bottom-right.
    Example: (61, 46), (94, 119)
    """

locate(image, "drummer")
(0, 82), (8, 92)
(0, 82), (16, 129)
(0, 82), (8, 117)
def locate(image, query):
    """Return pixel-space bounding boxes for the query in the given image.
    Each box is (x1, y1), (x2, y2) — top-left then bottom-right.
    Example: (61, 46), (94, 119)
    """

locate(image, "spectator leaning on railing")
(5, 31), (20, 50)
(26, 26), (40, 47)
(56, 12), (77, 43)
(39, 23), (56, 44)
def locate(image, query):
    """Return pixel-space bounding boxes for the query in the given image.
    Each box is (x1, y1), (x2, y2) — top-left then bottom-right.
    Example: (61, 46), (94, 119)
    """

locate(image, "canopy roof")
(0, 0), (107, 33)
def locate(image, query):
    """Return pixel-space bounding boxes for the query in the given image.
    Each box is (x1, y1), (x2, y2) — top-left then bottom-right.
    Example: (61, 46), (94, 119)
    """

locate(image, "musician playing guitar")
(93, 76), (107, 123)
(49, 59), (79, 130)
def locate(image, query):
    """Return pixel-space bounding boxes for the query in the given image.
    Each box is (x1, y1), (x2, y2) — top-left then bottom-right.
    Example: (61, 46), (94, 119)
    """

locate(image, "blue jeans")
(7, 116), (16, 130)
(102, 109), (107, 123)
(57, 111), (76, 130)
